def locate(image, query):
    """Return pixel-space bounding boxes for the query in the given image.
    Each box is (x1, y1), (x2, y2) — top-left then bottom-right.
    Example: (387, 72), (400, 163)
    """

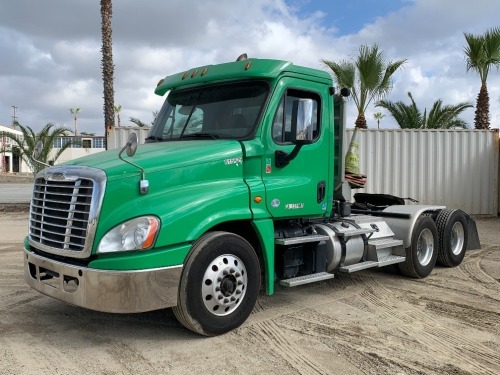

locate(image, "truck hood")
(65, 140), (243, 180)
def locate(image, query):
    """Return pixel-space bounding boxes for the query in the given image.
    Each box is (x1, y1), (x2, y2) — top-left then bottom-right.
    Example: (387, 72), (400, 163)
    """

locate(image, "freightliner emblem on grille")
(45, 172), (66, 181)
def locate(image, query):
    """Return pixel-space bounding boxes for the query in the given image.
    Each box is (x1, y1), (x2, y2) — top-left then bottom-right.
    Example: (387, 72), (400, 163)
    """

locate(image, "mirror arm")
(118, 136), (149, 195)
(275, 141), (310, 168)
(31, 142), (50, 169)
(31, 153), (51, 169)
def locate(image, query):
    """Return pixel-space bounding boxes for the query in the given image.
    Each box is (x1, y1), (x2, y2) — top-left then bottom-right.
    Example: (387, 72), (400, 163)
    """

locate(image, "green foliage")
(464, 27), (500, 84)
(322, 44), (407, 128)
(464, 27), (500, 129)
(376, 92), (473, 129)
(1, 122), (74, 175)
(129, 111), (158, 127)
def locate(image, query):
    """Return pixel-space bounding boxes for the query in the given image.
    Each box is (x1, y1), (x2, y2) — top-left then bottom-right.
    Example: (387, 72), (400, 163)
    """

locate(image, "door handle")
(317, 181), (326, 203)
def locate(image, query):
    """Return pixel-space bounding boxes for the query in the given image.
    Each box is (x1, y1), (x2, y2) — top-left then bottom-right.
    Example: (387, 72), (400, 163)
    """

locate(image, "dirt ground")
(0, 213), (499, 375)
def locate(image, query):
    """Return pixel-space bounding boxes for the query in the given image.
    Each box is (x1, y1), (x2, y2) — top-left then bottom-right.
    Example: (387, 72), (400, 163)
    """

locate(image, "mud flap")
(466, 215), (481, 250)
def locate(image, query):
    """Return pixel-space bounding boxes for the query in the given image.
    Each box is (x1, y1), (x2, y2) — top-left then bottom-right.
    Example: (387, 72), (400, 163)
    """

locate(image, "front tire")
(399, 216), (438, 278)
(172, 231), (261, 336)
(435, 209), (468, 267)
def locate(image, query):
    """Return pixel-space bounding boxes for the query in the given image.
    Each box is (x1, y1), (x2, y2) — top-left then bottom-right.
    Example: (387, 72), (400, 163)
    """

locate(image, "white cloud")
(0, 0), (499, 133)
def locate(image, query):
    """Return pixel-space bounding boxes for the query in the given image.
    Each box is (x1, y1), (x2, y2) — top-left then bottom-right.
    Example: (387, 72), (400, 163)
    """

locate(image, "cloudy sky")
(1, 0), (499, 135)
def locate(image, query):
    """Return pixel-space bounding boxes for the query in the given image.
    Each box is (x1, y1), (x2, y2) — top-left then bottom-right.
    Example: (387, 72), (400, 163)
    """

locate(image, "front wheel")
(399, 216), (438, 278)
(435, 209), (468, 267)
(172, 231), (261, 336)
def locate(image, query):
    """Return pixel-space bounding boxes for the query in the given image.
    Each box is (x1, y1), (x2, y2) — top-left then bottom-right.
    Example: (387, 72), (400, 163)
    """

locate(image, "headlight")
(97, 216), (159, 253)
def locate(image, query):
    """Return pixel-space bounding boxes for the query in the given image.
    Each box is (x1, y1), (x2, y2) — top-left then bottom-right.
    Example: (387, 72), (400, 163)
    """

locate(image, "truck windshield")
(146, 81), (269, 142)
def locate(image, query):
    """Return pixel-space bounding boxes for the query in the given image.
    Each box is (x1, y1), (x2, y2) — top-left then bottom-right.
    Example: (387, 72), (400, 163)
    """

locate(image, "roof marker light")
(201, 68), (208, 76)
(182, 72), (189, 80)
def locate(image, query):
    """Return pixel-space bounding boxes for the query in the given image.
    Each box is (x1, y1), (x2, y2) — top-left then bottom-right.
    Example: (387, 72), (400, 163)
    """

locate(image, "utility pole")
(11, 106), (18, 127)
(1, 131), (5, 174)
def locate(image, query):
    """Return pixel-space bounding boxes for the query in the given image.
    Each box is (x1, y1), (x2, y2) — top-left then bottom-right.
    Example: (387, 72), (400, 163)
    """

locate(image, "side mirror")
(294, 99), (314, 143)
(275, 98), (315, 168)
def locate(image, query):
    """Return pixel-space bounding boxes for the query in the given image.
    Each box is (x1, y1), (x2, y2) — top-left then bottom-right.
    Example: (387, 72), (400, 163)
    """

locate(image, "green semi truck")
(24, 55), (480, 336)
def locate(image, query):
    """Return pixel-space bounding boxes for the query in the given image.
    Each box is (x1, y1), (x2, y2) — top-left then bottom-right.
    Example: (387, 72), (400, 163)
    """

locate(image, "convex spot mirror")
(33, 140), (43, 159)
(125, 133), (138, 157)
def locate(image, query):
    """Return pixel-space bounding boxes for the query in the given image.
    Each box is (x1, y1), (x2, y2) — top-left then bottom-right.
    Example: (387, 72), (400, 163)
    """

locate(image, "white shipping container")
(346, 129), (499, 216)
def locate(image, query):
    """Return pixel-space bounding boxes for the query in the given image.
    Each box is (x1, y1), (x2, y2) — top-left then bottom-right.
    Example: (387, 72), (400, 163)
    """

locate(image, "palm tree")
(129, 111), (158, 127)
(114, 104), (122, 127)
(101, 0), (115, 149)
(322, 44), (407, 128)
(1, 123), (74, 176)
(464, 27), (500, 129)
(373, 112), (385, 129)
(376, 92), (473, 129)
(69, 108), (81, 135)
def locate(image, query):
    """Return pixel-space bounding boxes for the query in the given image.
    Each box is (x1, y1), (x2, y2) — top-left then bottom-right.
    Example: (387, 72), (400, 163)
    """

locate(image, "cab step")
(368, 237), (403, 250)
(275, 234), (329, 246)
(279, 272), (335, 287)
(339, 255), (406, 273)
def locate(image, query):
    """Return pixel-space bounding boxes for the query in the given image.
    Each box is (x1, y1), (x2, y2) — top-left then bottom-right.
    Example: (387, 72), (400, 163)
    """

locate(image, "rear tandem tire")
(435, 209), (468, 267)
(399, 216), (438, 279)
(172, 231), (261, 336)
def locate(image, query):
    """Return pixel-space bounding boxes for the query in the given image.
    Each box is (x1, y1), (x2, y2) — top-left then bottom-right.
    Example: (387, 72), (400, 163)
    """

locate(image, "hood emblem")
(46, 172), (66, 181)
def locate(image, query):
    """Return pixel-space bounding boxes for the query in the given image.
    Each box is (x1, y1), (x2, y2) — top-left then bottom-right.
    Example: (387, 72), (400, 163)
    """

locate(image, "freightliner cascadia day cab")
(25, 54), (480, 336)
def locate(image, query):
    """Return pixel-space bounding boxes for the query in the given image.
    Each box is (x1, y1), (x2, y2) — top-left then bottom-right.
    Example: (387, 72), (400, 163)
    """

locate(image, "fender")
(381, 205), (445, 248)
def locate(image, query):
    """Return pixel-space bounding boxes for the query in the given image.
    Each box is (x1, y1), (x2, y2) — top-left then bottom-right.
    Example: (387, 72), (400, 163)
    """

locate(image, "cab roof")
(155, 58), (332, 95)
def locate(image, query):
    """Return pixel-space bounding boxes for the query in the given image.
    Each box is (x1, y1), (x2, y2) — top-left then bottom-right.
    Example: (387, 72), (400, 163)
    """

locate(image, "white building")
(0, 124), (106, 174)
(0, 124), (30, 173)
(50, 135), (106, 164)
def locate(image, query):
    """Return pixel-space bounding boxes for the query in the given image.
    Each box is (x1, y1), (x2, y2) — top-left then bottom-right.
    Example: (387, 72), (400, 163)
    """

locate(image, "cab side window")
(272, 89), (320, 144)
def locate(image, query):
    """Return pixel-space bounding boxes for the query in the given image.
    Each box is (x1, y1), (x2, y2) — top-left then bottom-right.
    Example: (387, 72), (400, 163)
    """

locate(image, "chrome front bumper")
(24, 249), (182, 313)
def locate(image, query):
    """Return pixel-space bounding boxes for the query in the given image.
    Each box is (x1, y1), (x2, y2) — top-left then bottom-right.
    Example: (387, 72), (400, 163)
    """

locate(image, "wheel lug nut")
(230, 268), (235, 273)
(217, 277), (222, 282)
(236, 290), (241, 294)
(218, 295), (223, 300)
(231, 297), (235, 301)
(235, 272), (241, 277)
(237, 281), (243, 285)
(215, 287), (220, 292)
(223, 270), (228, 276)
(224, 298), (229, 303)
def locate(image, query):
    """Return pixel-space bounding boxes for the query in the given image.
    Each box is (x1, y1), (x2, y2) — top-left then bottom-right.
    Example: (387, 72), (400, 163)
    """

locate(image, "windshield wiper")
(145, 136), (164, 142)
(181, 132), (219, 140)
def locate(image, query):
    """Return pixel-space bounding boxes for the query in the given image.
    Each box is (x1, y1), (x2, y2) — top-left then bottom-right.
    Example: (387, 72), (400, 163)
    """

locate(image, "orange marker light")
(254, 196), (262, 203)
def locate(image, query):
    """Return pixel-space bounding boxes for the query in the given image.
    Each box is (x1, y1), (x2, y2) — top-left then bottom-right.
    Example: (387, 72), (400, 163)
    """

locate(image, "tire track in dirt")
(276, 309), (429, 375)
(242, 320), (331, 375)
(355, 273), (500, 374)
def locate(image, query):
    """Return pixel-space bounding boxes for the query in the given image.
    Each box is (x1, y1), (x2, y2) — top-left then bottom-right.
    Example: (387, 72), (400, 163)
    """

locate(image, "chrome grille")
(30, 178), (93, 251)
(28, 166), (106, 258)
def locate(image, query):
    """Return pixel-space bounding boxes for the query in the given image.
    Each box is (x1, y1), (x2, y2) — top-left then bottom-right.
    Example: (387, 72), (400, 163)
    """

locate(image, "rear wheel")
(399, 216), (438, 278)
(172, 231), (261, 336)
(435, 209), (468, 267)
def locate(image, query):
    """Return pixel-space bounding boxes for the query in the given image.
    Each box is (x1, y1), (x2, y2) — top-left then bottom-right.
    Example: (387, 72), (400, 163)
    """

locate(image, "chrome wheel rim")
(451, 221), (465, 255)
(202, 254), (247, 316)
(417, 228), (434, 266)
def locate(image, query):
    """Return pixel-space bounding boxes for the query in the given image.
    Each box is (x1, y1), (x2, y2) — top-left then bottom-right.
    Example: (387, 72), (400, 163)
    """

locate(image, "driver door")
(262, 79), (332, 219)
